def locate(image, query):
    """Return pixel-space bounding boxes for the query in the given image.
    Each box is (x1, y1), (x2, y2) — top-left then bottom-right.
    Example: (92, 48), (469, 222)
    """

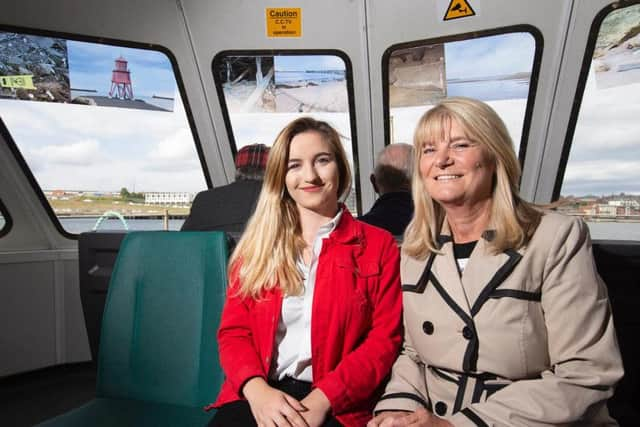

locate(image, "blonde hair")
(230, 117), (352, 298)
(403, 97), (541, 259)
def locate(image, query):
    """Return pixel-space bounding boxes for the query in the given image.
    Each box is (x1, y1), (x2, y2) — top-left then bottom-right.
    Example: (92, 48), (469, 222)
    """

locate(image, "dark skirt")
(208, 377), (343, 427)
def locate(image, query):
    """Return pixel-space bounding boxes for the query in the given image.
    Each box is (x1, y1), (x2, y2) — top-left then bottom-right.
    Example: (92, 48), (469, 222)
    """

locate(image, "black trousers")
(208, 377), (343, 427)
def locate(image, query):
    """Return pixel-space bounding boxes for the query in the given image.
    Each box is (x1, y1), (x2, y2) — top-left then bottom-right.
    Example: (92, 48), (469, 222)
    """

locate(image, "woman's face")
(419, 117), (495, 209)
(285, 131), (340, 218)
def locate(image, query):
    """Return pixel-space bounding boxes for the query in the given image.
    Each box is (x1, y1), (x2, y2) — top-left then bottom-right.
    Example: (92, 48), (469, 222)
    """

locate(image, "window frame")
(212, 49), (362, 214)
(381, 25), (544, 166)
(0, 193), (13, 239)
(0, 24), (211, 239)
(552, 1), (640, 201)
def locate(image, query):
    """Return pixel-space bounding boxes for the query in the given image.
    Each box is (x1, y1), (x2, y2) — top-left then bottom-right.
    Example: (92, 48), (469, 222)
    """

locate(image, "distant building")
(608, 199), (640, 208)
(144, 192), (194, 205)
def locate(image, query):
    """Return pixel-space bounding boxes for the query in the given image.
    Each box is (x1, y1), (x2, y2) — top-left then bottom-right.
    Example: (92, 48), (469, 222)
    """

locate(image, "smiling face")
(419, 117), (495, 210)
(285, 130), (340, 218)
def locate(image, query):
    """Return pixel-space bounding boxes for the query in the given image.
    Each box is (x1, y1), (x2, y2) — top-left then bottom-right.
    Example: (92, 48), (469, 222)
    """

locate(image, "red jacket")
(209, 211), (402, 426)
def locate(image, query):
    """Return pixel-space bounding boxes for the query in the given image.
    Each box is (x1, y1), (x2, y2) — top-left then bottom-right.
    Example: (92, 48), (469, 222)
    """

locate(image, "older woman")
(368, 98), (623, 427)
(207, 117), (402, 427)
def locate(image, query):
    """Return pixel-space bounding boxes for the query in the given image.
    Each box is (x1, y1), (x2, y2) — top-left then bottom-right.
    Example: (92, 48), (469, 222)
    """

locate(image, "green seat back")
(95, 231), (227, 408)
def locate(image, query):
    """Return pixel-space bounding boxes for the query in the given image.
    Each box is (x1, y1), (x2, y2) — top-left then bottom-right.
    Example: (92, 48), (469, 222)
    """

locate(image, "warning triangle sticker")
(443, 0), (475, 21)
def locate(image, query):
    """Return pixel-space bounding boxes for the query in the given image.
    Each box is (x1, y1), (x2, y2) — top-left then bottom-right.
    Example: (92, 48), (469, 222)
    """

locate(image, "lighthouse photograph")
(67, 40), (177, 111)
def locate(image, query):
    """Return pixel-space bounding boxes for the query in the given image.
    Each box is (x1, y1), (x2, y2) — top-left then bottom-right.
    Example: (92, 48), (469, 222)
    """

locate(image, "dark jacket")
(358, 191), (413, 236)
(181, 180), (262, 232)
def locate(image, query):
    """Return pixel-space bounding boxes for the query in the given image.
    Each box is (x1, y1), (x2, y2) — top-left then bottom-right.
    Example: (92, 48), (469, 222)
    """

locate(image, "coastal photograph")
(67, 41), (177, 111)
(273, 55), (347, 113)
(216, 54), (347, 113)
(0, 32), (71, 103)
(388, 32), (536, 149)
(593, 4), (640, 89)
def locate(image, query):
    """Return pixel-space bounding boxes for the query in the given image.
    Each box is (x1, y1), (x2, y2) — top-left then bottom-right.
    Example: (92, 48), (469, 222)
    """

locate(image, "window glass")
(558, 4), (640, 240)
(0, 204), (6, 234)
(213, 53), (359, 213)
(0, 31), (206, 234)
(386, 31), (537, 155)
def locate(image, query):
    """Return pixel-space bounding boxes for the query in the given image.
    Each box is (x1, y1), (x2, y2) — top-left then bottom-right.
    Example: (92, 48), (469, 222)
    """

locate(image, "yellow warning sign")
(443, 0), (475, 21)
(266, 8), (302, 38)
(0, 75), (36, 90)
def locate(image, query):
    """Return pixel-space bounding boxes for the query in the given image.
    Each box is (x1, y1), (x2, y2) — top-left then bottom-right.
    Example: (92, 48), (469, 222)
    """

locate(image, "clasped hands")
(367, 409), (454, 427)
(243, 377), (331, 427)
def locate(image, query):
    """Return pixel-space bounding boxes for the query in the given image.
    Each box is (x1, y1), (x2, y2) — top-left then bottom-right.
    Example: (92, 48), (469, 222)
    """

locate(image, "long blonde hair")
(230, 117), (352, 298)
(403, 97), (541, 259)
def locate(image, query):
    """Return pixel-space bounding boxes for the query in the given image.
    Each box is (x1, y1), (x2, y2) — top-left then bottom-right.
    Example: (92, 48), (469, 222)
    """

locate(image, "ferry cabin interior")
(1, 0), (639, 425)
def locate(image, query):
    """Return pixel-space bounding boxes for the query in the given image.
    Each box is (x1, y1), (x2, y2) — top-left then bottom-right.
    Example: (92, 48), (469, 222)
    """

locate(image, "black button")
(462, 326), (473, 340)
(434, 401), (447, 416)
(422, 321), (434, 335)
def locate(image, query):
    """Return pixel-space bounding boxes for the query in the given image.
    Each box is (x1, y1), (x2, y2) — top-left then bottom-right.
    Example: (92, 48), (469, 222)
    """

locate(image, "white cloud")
(29, 139), (102, 166)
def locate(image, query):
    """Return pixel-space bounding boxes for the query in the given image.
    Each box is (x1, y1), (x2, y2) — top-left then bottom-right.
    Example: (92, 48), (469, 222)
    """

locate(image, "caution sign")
(443, 0), (475, 21)
(266, 8), (302, 37)
(0, 75), (36, 90)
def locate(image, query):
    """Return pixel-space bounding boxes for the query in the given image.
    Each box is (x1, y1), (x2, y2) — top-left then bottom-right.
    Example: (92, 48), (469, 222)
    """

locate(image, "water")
(53, 216), (640, 241)
(59, 217), (184, 234)
(447, 79), (529, 101)
(585, 221), (640, 241)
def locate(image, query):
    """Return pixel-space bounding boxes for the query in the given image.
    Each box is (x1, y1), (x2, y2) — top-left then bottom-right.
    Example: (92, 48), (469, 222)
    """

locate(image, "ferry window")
(384, 30), (539, 157)
(213, 52), (360, 214)
(0, 31), (207, 235)
(0, 198), (11, 237)
(557, 3), (640, 240)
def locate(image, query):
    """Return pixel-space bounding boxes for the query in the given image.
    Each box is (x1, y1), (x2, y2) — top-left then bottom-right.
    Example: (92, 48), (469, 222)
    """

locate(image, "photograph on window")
(593, 5), (640, 89)
(0, 33), (71, 103)
(387, 32), (535, 153)
(216, 55), (347, 114)
(0, 31), (176, 112)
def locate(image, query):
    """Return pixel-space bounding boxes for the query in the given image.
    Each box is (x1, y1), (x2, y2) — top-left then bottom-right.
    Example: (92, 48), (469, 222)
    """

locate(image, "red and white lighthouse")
(108, 56), (134, 99)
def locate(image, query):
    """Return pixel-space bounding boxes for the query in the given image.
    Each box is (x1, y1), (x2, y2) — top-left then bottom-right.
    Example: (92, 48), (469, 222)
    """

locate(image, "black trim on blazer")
(472, 377), (484, 403)
(461, 408), (489, 427)
(402, 252), (436, 293)
(489, 289), (541, 301)
(430, 274), (479, 372)
(470, 249), (523, 316)
(452, 374), (468, 414)
(377, 392), (428, 409)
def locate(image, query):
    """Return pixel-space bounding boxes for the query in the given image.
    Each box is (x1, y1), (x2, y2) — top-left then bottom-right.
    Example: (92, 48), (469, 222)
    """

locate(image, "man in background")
(359, 143), (413, 236)
(181, 143), (269, 233)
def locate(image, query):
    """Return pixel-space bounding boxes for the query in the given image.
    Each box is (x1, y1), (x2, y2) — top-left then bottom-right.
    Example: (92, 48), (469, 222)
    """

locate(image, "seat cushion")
(37, 397), (215, 427)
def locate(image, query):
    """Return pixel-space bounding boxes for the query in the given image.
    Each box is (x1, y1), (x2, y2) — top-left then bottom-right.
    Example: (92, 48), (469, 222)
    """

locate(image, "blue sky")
(67, 41), (176, 98)
(445, 32), (535, 80)
(274, 55), (345, 72)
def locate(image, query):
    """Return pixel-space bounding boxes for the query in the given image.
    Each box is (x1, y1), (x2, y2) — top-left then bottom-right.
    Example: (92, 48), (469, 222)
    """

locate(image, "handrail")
(93, 211), (129, 231)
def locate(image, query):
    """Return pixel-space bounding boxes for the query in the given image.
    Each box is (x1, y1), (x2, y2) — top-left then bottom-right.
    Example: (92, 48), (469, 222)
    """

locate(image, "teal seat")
(39, 231), (228, 427)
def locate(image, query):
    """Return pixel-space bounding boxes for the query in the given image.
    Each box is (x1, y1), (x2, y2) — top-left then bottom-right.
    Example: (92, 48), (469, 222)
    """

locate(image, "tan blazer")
(375, 212), (623, 426)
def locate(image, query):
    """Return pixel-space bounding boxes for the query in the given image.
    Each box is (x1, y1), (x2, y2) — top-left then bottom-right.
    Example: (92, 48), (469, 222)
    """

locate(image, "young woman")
(208, 117), (403, 427)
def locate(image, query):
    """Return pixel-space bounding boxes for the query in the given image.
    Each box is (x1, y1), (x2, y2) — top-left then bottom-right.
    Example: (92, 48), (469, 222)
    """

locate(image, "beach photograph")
(0, 32), (71, 103)
(388, 32), (536, 147)
(215, 55), (276, 113)
(593, 4), (640, 89)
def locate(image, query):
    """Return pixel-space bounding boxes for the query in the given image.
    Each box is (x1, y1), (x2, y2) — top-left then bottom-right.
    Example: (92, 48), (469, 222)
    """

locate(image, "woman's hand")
(369, 409), (454, 427)
(299, 388), (331, 427)
(242, 377), (310, 427)
(367, 411), (410, 426)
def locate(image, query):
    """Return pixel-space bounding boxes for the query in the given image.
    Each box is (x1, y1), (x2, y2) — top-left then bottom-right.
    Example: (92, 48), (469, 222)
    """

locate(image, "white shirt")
(272, 209), (343, 381)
